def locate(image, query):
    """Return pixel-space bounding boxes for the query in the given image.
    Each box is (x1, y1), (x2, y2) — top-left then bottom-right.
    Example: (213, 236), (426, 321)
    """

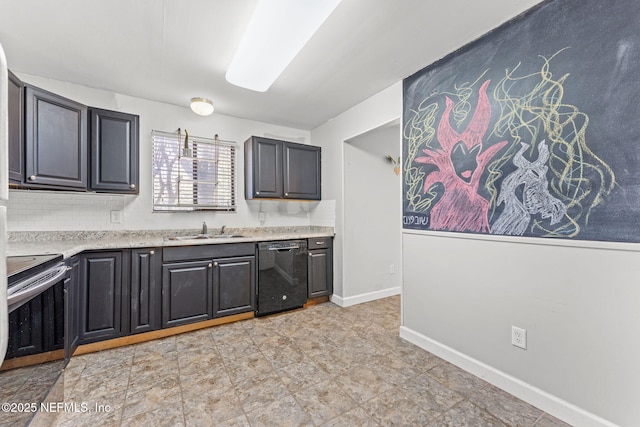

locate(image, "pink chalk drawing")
(414, 80), (508, 232)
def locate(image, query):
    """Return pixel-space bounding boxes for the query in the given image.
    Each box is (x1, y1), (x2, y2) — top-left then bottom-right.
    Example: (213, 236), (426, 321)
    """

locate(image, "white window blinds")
(152, 130), (236, 211)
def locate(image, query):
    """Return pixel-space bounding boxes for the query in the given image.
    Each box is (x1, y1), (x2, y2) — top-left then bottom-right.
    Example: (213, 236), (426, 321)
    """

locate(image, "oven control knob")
(282, 295), (287, 300)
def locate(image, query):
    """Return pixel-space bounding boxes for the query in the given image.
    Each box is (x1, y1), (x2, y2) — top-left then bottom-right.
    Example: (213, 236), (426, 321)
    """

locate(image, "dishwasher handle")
(268, 245), (299, 251)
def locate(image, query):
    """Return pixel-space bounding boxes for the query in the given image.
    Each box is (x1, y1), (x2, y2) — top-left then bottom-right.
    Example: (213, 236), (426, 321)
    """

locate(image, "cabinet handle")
(213, 262), (218, 267)
(285, 193), (289, 196)
(29, 175), (36, 181)
(256, 191), (260, 195)
(208, 263), (213, 268)
(130, 184), (136, 189)
(149, 250), (155, 255)
(316, 241), (325, 245)
(66, 266), (73, 271)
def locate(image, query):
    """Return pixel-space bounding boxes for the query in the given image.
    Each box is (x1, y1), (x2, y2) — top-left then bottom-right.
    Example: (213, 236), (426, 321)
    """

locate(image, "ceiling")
(0, 0), (543, 130)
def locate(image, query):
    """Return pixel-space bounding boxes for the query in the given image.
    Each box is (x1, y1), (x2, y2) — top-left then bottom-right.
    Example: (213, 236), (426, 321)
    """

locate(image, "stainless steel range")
(7, 254), (65, 313)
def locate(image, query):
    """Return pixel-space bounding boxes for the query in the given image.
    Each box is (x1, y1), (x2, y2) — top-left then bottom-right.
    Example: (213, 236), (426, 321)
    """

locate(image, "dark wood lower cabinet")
(78, 251), (128, 344)
(64, 256), (80, 363)
(130, 248), (161, 334)
(6, 281), (65, 359)
(308, 238), (333, 298)
(213, 256), (255, 318)
(162, 260), (213, 328)
(6, 239), (332, 364)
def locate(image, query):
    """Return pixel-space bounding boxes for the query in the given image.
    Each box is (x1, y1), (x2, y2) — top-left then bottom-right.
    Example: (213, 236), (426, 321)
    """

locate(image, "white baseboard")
(330, 286), (400, 307)
(399, 326), (618, 427)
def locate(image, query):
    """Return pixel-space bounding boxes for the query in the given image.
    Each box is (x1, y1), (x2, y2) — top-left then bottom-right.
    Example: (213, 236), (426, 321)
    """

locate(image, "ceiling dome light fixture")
(190, 97), (214, 116)
(226, 0), (343, 92)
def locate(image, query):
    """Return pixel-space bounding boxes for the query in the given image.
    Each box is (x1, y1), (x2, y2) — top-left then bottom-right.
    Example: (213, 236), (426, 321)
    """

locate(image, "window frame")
(152, 130), (236, 212)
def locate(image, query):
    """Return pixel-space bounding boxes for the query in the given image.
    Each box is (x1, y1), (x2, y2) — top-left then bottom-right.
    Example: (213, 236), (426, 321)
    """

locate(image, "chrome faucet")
(202, 221), (208, 235)
(220, 225), (226, 235)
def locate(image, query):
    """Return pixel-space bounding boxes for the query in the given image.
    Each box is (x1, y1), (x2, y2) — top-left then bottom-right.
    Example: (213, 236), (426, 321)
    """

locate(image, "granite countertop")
(7, 226), (335, 258)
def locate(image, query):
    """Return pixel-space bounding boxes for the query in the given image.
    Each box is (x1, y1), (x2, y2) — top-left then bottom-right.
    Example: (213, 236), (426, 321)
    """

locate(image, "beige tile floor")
(44, 296), (569, 426)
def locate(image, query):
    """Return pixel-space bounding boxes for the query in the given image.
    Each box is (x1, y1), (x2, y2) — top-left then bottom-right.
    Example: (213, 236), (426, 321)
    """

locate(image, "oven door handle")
(7, 263), (67, 312)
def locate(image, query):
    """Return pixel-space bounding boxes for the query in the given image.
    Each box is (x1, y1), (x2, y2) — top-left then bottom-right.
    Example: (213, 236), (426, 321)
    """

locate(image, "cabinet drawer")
(163, 243), (255, 262)
(308, 237), (332, 249)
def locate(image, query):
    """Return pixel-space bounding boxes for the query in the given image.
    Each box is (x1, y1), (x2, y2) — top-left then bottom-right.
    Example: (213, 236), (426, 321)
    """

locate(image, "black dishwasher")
(256, 240), (308, 316)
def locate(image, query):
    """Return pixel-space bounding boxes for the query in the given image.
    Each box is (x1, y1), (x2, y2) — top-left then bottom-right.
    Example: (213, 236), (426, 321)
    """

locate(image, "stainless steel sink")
(166, 234), (211, 241)
(166, 234), (246, 241)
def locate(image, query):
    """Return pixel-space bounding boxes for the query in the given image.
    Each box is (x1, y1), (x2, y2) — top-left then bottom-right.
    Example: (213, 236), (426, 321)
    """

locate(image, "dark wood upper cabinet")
(8, 70), (24, 184)
(89, 108), (139, 194)
(245, 136), (321, 200)
(24, 85), (87, 190)
(283, 142), (321, 200)
(9, 80), (139, 194)
(245, 136), (283, 198)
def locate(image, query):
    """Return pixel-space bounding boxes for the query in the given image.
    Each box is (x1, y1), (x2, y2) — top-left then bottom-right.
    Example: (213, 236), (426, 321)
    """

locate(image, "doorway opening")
(342, 119), (402, 304)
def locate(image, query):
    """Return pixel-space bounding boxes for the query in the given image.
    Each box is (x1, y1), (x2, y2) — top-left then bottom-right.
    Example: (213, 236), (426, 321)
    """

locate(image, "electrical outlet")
(389, 264), (395, 274)
(511, 326), (527, 349)
(110, 210), (122, 224)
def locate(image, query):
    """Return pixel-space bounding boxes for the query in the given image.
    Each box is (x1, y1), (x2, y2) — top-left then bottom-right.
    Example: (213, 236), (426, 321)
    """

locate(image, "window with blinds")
(152, 130), (236, 211)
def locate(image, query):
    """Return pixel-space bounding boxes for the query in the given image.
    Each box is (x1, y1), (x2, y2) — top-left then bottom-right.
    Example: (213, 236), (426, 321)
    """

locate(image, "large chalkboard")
(403, 0), (640, 243)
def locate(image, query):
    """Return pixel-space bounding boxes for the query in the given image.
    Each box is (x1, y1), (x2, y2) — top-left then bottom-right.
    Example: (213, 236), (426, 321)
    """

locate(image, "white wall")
(310, 82), (401, 301)
(312, 77), (638, 425)
(8, 74), (315, 232)
(342, 123), (401, 303)
(401, 232), (640, 426)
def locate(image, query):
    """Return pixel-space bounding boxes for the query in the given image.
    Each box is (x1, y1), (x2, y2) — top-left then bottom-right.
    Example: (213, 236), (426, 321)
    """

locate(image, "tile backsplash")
(7, 190), (126, 231)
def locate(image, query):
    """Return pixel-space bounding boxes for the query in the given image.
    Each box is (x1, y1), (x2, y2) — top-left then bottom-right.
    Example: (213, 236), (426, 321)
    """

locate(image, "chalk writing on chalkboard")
(403, 213), (429, 228)
(402, 0), (640, 242)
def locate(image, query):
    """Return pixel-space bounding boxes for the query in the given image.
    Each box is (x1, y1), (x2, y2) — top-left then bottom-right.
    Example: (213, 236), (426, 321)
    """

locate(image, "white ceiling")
(0, 0), (542, 130)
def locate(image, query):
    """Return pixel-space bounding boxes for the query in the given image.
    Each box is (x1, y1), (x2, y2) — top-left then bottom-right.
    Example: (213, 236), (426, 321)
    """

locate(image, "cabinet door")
(131, 248), (161, 334)
(308, 248), (333, 298)
(283, 142), (321, 200)
(43, 280), (65, 351)
(162, 260), (213, 328)
(78, 252), (126, 344)
(5, 281), (65, 359)
(245, 136), (282, 198)
(213, 256), (255, 318)
(24, 85), (87, 189)
(89, 108), (139, 193)
(8, 70), (24, 184)
(64, 256), (80, 364)
(6, 292), (45, 358)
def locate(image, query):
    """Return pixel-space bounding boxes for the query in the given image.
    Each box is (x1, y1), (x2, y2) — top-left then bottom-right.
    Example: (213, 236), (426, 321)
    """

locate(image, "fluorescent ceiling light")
(190, 97), (214, 116)
(226, 0), (342, 92)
